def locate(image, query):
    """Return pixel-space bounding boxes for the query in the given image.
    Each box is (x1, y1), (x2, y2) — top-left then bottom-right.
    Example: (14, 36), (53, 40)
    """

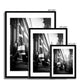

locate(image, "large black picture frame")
(4, 11), (56, 78)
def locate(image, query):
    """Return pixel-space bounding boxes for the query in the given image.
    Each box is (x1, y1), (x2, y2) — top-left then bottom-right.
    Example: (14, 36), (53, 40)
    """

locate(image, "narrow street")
(37, 65), (50, 72)
(10, 61), (28, 71)
(54, 69), (70, 74)
(34, 62), (50, 72)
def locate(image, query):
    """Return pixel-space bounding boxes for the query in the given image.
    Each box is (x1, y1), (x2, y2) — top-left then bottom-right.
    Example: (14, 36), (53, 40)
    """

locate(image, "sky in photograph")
(45, 33), (59, 46)
(30, 18), (44, 28)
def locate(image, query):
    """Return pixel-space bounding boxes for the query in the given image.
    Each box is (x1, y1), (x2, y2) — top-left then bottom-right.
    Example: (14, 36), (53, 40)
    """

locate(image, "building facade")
(33, 33), (50, 65)
(10, 18), (29, 63)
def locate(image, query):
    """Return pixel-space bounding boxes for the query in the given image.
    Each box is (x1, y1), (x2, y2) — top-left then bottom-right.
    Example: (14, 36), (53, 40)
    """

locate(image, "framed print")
(50, 45), (76, 79)
(29, 28), (67, 78)
(5, 11), (56, 78)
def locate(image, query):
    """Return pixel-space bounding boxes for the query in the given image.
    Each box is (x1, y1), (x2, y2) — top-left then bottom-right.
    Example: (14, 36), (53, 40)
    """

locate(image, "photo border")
(50, 45), (76, 79)
(29, 28), (67, 78)
(5, 11), (56, 78)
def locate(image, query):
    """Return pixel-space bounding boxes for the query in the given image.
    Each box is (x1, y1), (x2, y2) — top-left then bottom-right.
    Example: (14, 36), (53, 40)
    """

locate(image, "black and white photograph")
(5, 11), (56, 77)
(29, 28), (67, 77)
(50, 45), (76, 78)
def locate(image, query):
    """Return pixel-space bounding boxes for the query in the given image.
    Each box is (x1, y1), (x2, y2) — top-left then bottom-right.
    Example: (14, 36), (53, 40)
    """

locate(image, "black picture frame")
(29, 28), (67, 78)
(50, 45), (76, 79)
(5, 11), (56, 78)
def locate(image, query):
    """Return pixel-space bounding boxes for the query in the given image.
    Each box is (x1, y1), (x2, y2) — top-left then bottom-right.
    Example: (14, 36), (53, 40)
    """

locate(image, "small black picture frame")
(29, 28), (67, 78)
(5, 11), (56, 78)
(50, 45), (76, 79)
